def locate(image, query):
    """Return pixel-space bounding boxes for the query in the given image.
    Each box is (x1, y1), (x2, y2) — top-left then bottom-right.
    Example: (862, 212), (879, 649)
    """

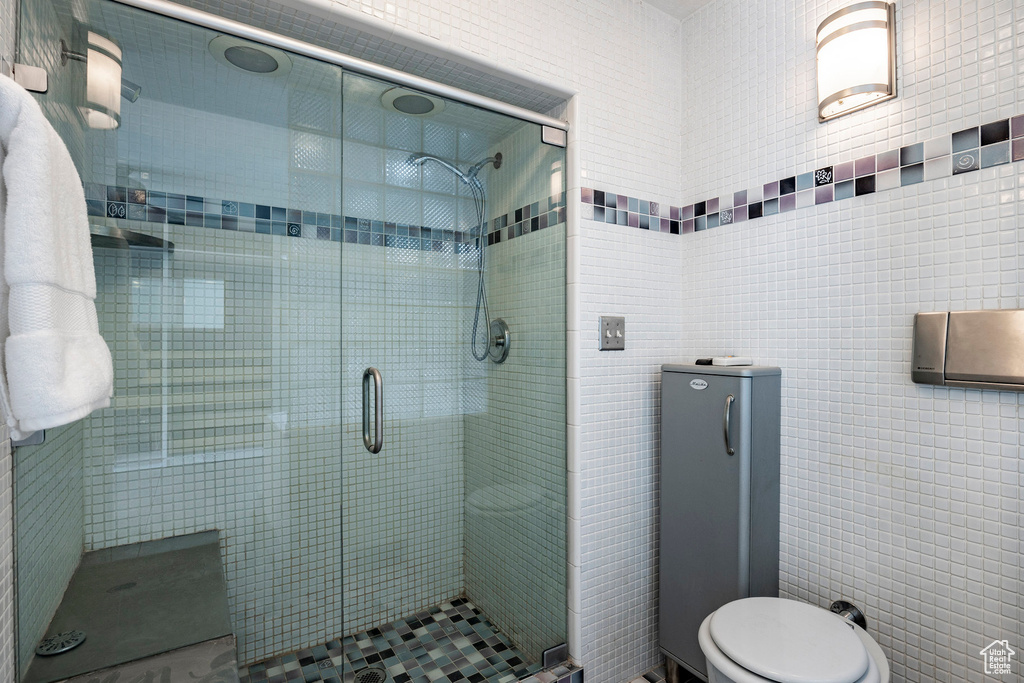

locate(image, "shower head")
(467, 153), (502, 179)
(121, 79), (141, 103)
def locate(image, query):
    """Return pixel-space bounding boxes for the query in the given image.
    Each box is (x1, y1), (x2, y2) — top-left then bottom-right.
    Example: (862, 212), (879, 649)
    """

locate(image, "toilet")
(698, 597), (890, 683)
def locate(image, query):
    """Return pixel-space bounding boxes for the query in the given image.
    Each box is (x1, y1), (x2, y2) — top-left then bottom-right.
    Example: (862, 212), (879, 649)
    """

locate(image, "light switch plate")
(600, 316), (625, 350)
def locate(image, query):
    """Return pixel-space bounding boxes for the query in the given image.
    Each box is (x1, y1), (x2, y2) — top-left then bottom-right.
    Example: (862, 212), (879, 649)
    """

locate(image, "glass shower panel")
(15, 0), (346, 669)
(341, 72), (567, 678)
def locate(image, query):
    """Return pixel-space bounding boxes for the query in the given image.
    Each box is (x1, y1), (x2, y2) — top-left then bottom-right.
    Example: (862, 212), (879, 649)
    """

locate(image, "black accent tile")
(814, 167), (833, 186)
(287, 223), (302, 237)
(256, 205), (271, 220)
(952, 127), (979, 153)
(779, 176), (796, 195)
(593, 190), (604, 206)
(980, 119), (1010, 146)
(103, 202), (125, 219)
(670, 221), (680, 234)
(694, 201), (706, 216)
(107, 186), (126, 202)
(855, 175), (875, 196)
(747, 202), (763, 219)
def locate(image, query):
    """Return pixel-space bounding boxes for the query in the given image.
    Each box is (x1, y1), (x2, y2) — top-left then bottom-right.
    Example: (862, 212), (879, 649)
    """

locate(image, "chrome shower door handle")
(723, 394), (735, 456)
(362, 367), (383, 453)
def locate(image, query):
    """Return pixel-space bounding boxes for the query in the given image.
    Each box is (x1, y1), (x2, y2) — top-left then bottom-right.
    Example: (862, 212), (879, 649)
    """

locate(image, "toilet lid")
(709, 598), (870, 683)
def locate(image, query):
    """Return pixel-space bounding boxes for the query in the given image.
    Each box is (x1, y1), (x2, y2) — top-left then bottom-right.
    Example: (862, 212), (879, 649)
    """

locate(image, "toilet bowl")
(698, 598), (890, 683)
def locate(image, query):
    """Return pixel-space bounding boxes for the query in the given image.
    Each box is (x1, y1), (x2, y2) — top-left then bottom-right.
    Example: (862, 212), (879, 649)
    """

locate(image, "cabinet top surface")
(662, 364), (782, 377)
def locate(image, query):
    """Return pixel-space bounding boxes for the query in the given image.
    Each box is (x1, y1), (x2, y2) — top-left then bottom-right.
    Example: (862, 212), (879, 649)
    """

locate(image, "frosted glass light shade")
(816, 2), (896, 122)
(86, 32), (123, 129)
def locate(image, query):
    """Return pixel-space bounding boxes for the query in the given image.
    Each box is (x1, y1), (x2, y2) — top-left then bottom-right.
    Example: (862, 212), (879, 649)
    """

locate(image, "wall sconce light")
(816, 1), (896, 122)
(62, 32), (124, 129)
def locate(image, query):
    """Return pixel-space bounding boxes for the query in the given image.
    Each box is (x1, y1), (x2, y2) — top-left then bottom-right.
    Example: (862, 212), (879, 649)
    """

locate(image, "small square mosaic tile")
(581, 111), (1024, 241)
(237, 599), (575, 683)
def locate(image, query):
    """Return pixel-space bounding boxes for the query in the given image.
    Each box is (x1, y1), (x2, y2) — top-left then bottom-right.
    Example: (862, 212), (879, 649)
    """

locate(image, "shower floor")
(240, 598), (543, 683)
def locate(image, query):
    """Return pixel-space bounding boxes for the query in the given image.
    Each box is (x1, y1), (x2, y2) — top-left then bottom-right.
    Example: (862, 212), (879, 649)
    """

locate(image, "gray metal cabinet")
(658, 365), (781, 679)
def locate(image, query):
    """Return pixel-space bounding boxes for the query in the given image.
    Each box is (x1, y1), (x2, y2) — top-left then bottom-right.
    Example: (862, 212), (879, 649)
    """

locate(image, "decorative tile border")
(84, 182), (565, 249)
(582, 113), (1024, 235)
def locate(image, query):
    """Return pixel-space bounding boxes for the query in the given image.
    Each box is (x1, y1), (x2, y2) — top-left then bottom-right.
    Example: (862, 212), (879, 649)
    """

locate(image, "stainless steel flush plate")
(600, 316), (625, 350)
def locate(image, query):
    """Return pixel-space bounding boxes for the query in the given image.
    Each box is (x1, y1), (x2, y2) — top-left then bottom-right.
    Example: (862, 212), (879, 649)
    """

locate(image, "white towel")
(0, 73), (113, 440)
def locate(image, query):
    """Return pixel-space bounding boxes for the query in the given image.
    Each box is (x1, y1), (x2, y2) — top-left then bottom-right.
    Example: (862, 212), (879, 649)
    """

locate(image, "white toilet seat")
(698, 598), (889, 683)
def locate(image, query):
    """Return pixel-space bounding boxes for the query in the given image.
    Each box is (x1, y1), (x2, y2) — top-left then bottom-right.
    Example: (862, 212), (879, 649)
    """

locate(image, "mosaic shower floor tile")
(239, 599), (545, 683)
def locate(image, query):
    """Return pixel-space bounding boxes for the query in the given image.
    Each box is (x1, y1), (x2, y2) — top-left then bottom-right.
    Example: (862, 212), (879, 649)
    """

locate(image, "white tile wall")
(678, 1), (1024, 682)
(14, 422), (85, 678)
(0, 424), (12, 683)
(0, 5), (15, 680)
(3, 0), (20, 670)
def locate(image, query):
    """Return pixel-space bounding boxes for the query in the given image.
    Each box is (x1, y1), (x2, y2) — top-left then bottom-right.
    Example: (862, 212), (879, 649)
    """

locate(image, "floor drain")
(36, 631), (86, 656)
(354, 666), (389, 683)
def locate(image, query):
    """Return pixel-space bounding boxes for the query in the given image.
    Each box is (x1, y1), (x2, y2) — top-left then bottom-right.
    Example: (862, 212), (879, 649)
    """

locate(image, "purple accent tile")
(855, 156), (876, 177)
(734, 190), (747, 206)
(780, 194), (797, 213)
(1013, 115), (1024, 139)
(681, 218), (695, 234)
(581, 188), (594, 204)
(834, 161), (854, 182)
(707, 197), (719, 213)
(1013, 138), (1024, 162)
(733, 205), (747, 222)
(628, 212), (639, 228)
(814, 167), (833, 185)
(660, 218), (671, 232)
(670, 206), (680, 220)
(815, 186), (833, 204)
(650, 201), (660, 216)
(616, 194), (628, 209)
(877, 149), (900, 171)
(763, 181), (779, 200)
(681, 205), (694, 220)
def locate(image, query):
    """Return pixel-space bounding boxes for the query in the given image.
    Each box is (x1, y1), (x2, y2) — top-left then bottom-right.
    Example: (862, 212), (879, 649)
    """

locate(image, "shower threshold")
(240, 599), (544, 683)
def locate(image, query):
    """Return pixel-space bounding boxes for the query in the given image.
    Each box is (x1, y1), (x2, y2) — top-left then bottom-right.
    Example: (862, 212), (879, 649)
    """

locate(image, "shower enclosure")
(12, 0), (567, 679)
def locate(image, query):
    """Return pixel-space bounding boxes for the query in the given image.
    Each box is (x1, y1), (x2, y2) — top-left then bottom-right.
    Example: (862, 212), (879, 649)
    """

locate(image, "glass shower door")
(14, 0), (348, 673)
(340, 71), (568, 681)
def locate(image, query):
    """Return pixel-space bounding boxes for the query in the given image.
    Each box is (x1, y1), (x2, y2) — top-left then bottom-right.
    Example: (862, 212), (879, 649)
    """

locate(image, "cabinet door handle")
(723, 394), (735, 455)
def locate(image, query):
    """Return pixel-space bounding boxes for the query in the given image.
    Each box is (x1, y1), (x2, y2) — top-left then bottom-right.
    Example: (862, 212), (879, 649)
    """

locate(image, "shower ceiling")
(50, 0), (529, 144)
